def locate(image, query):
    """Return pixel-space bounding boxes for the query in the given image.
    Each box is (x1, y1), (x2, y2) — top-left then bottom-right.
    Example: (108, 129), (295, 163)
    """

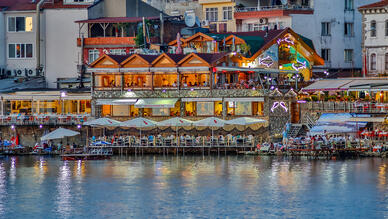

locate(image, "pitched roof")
(107, 55), (130, 64)
(0, 0), (90, 11)
(359, 0), (388, 9)
(137, 54), (159, 63)
(165, 54), (187, 63)
(195, 53), (227, 64)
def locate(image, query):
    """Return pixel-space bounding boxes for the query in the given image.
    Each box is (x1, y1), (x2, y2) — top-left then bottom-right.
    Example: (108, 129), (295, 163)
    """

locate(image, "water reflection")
(0, 156), (386, 218)
(55, 161), (72, 218)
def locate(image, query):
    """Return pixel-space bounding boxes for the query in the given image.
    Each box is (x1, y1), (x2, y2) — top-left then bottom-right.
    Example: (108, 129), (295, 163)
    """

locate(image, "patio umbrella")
(41, 128), (79, 141)
(158, 117), (194, 145)
(84, 117), (122, 127)
(120, 117), (159, 141)
(194, 117), (226, 144)
(226, 117), (266, 126)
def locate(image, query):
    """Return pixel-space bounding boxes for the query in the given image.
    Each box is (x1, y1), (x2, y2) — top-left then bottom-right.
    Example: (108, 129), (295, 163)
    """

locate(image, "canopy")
(302, 79), (353, 92)
(120, 117), (159, 128)
(96, 99), (137, 105)
(158, 117), (193, 127)
(226, 117), (267, 125)
(347, 117), (385, 123)
(135, 98), (178, 108)
(41, 128), (80, 141)
(92, 141), (112, 146)
(194, 117), (226, 127)
(84, 117), (122, 127)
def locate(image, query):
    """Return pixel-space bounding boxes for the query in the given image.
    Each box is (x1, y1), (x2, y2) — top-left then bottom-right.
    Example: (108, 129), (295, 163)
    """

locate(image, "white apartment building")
(359, 0), (388, 76)
(1, 0), (91, 88)
(235, 0), (378, 75)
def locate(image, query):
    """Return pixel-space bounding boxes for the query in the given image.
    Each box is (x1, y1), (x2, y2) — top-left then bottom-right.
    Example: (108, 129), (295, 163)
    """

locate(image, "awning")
(224, 97), (264, 102)
(181, 98), (222, 102)
(302, 79), (353, 92)
(135, 98), (178, 108)
(96, 99), (137, 105)
(216, 66), (298, 74)
(178, 67), (210, 72)
(347, 117), (385, 123)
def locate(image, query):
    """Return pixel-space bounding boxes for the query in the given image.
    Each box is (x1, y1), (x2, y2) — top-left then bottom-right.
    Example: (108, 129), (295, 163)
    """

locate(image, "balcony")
(300, 101), (388, 114)
(199, 0), (234, 4)
(77, 37), (136, 47)
(0, 114), (91, 126)
(234, 5), (313, 19)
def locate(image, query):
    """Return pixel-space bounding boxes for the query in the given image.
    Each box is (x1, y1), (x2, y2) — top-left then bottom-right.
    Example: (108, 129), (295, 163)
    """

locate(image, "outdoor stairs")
(288, 124), (303, 138)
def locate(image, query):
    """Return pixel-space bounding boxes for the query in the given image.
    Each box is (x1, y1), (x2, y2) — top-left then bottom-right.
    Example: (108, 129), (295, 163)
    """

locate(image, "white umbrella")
(226, 117), (266, 125)
(158, 117), (193, 127)
(84, 117), (122, 127)
(121, 117), (159, 142)
(41, 128), (79, 141)
(194, 117), (226, 145)
(120, 117), (159, 128)
(193, 117), (226, 127)
(158, 117), (194, 146)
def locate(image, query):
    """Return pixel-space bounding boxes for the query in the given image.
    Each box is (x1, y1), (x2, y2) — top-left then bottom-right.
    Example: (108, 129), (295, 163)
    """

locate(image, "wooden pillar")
(77, 100), (80, 114)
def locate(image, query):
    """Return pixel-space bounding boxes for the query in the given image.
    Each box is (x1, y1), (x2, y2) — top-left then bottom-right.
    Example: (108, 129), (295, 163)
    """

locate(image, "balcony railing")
(301, 101), (388, 114)
(0, 114), (90, 126)
(77, 37), (136, 47)
(235, 5), (312, 13)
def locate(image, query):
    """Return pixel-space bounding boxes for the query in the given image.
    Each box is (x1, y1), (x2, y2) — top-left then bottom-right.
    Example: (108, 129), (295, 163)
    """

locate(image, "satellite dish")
(281, 0), (287, 5)
(195, 16), (201, 27)
(184, 12), (196, 27)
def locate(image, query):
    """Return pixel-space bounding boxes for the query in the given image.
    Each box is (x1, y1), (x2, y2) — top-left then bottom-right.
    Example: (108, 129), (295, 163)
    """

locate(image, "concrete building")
(142, 0), (202, 18)
(359, 0), (388, 76)
(234, 0), (377, 76)
(0, 0), (91, 88)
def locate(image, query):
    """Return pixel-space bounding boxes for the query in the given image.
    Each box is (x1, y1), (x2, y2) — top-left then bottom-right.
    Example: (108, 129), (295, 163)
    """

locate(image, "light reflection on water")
(0, 156), (386, 218)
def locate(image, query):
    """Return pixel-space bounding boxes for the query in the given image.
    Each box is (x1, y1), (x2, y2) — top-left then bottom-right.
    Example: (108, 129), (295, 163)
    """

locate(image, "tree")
(135, 25), (144, 47)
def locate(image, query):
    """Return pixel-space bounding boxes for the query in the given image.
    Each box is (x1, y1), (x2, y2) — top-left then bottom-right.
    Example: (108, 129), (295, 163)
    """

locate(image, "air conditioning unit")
(24, 68), (37, 77)
(201, 20), (209, 26)
(259, 18), (268, 25)
(14, 69), (23, 77)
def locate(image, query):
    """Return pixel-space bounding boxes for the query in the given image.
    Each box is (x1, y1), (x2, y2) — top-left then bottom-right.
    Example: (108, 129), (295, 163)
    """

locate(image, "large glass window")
(206, 8), (218, 22)
(8, 43), (33, 59)
(112, 105), (129, 117)
(153, 73), (178, 88)
(10, 100), (32, 114)
(196, 102), (214, 116)
(152, 108), (169, 116)
(370, 53), (377, 70)
(180, 73), (210, 88)
(38, 101), (60, 114)
(371, 20), (376, 37)
(8, 16), (32, 32)
(95, 74), (121, 89)
(123, 74), (152, 88)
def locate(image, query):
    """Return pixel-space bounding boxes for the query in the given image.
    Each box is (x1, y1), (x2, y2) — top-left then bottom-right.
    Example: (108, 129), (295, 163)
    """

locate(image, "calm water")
(0, 155), (387, 218)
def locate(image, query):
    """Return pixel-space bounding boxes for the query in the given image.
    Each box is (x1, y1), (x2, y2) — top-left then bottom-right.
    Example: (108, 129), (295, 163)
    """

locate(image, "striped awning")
(135, 98), (178, 108)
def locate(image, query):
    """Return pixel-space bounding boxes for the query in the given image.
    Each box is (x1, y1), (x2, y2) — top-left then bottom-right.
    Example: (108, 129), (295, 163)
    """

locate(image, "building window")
(196, 102), (214, 116)
(385, 53), (388, 70)
(321, 49), (331, 63)
(370, 53), (377, 70)
(344, 22), (354, 37)
(88, 49), (100, 63)
(345, 0), (353, 10)
(8, 43), (33, 59)
(109, 49), (126, 55)
(321, 22), (331, 36)
(223, 7), (232, 20)
(8, 16), (33, 32)
(205, 8), (218, 22)
(371, 20), (376, 37)
(344, 49), (353, 63)
(385, 20), (388, 36)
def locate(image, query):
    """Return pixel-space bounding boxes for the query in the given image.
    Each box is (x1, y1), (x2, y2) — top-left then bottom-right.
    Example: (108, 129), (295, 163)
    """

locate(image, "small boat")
(61, 147), (113, 161)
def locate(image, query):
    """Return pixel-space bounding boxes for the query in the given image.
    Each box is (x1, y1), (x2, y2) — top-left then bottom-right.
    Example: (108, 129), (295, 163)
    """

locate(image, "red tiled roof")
(75, 17), (160, 24)
(359, 0), (388, 9)
(0, 0), (90, 11)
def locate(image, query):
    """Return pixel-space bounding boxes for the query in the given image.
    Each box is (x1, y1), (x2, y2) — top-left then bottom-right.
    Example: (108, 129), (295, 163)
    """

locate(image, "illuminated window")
(8, 43), (33, 59)
(196, 102), (214, 116)
(8, 16), (32, 32)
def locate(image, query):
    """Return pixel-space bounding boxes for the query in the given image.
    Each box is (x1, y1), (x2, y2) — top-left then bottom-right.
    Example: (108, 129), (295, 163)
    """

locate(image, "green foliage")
(310, 95), (318, 101)
(135, 25), (144, 47)
(240, 43), (251, 55)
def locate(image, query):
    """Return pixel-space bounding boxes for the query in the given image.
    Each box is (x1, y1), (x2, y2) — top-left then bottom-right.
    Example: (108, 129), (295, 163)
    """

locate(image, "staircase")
(287, 114), (319, 138)
(301, 114), (317, 130)
(287, 124), (303, 138)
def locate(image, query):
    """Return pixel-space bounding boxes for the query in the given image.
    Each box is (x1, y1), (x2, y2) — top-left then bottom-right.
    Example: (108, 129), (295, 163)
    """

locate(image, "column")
(180, 101), (185, 117)
(77, 100), (80, 114)
(222, 101), (227, 119)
